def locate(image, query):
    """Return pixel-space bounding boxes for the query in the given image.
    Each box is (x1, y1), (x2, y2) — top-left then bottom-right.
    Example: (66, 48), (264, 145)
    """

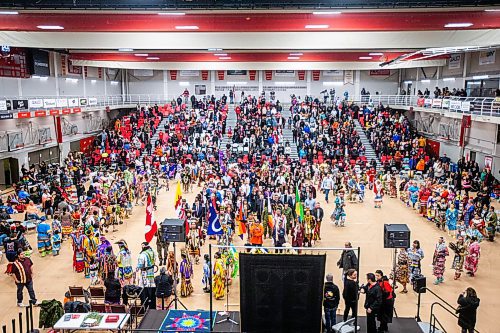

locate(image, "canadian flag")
(145, 193), (158, 243)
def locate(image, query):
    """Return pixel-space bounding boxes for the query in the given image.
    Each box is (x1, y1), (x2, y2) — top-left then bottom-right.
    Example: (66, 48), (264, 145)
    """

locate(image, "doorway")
(0, 158), (19, 189)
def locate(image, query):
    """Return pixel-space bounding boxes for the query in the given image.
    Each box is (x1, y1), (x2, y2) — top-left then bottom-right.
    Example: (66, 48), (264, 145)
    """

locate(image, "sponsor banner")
(369, 69), (390, 76)
(30, 49), (50, 76)
(72, 107), (81, 113)
(0, 100), (7, 111)
(432, 99), (442, 108)
(18, 111), (31, 118)
(417, 98), (425, 107)
(323, 70), (343, 77)
(227, 70), (247, 76)
(56, 98), (68, 108)
(133, 69), (154, 77)
(449, 100), (462, 110)
(275, 70), (295, 77)
(461, 101), (471, 112)
(4, 100), (12, 111)
(442, 99), (451, 108)
(343, 70), (354, 85)
(485, 156), (493, 169)
(79, 98), (88, 106)
(479, 49), (495, 65)
(179, 70), (199, 77)
(61, 108), (71, 115)
(88, 98), (98, 106)
(43, 99), (57, 108)
(448, 54), (461, 69)
(35, 110), (47, 117)
(12, 100), (29, 110)
(68, 98), (79, 107)
(424, 98), (433, 107)
(50, 109), (60, 116)
(0, 113), (13, 120)
(28, 99), (43, 108)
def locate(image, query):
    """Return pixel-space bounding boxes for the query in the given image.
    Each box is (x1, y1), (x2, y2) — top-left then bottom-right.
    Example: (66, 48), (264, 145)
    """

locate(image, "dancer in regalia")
(212, 252), (226, 300)
(202, 254), (211, 293)
(116, 240), (134, 286)
(70, 228), (85, 273)
(450, 236), (467, 280)
(187, 221), (202, 264)
(82, 226), (98, 278)
(432, 237), (449, 285)
(407, 240), (424, 282)
(464, 237), (481, 277)
(373, 179), (384, 208)
(179, 250), (194, 297)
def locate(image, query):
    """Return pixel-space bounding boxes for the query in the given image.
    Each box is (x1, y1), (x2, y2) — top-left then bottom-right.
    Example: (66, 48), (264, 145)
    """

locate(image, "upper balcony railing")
(1, 94), (499, 117)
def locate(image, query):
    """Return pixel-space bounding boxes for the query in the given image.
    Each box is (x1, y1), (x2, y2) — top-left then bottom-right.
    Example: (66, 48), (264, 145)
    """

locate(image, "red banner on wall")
(54, 116), (63, 143)
(35, 110), (46, 117)
(72, 108), (81, 113)
(18, 111), (31, 118)
(249, 70), (257, 81)
(459, 115), (472, 147)
(298, 70), (306, 80)
(201, 70), (209, 80)
(170, 70), (177, 80)
(369, 69), (390, 76)
(312, 70), (320, 81)
(61, 108), (71, 115)
(50, 109), (60, 116)
(217, 70), (225, 80)
(265, 70), (272, 80)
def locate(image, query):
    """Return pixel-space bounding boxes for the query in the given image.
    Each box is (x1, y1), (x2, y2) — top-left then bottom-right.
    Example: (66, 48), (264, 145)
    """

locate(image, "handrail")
(430, 314), (448, 333)
(429, 301), (480, 333)
(417, 287), (458, 316)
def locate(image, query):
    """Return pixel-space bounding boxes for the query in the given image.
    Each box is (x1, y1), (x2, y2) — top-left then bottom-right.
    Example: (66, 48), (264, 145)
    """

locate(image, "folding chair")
(89, 286), (105, 303)
(110, 304), (127, 313)
(68, 286), (86, 302)
(91, 303), (107, 313)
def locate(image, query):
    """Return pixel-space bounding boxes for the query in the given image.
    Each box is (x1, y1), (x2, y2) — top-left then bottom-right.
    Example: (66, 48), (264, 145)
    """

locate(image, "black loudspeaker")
(160, 219), (186, 242)
(239, 254), (326, 333)
(384, 224), (410, 248)
(413, 274), (427, 293)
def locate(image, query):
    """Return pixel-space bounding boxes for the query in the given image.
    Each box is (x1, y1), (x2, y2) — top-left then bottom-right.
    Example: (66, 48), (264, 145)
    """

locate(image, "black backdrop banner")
(28, 49), (50, 76)
(240, 254), (326, 333)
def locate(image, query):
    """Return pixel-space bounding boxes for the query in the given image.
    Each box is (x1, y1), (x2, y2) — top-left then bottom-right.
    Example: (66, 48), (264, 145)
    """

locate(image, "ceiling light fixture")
(227, 81), (247, 85)
(359, 56), (372, 60)
(32, 75), (41, 79)
(208, 48), (223, 51)
(179, 82), (190, 86)
(158, 12), (185, 15)
(219, 57), (232, 60)
(65, 78), (78, 83)
(312, 11), (341, 15)
(473, 75), (489, 79)
(118, 48), (133, 52)
(289, 53), (303, 56)
(39, 76), (48, 81)
(146, 57), (160, 60)
(484, 9), (500, 12)
(135, 53), (149, 57)
(0, 11), (19, 15)
(175, 25), (199, 30)
(288, 56), (300, 60)
(443, 78), (456, 82)
(214, 53), (228, 56)
(369, 53), (384, 56)
(91, 79), (97, 83)
(37, 25), (64, 30)
(403, 81), (413, 84)
(305, 24), (329, 29)
(276, 81), (295, 85)
(111, 81), (119, 85)
(444, 23), (473, 28)
(421, 79), (431, 83)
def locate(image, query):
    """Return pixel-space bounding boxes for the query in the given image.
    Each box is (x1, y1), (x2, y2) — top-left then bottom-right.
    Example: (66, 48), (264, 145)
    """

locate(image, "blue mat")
(159, 310), (216, 332)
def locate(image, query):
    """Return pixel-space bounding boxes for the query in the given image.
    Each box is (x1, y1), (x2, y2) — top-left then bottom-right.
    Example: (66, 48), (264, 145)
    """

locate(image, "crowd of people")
(0, 89), (494, 333)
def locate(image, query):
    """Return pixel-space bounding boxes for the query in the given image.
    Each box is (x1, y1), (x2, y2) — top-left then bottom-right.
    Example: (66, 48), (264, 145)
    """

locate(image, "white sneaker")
(17, 303), (27, 307)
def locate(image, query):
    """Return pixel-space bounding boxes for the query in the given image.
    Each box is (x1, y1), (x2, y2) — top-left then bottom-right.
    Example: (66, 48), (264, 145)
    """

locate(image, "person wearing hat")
(154, 266), (173, 309)
(155, 229), (169, 266)
(249, 214), (264, 247)
(10, 249), (39, 307)
(136, 242), (157, 309)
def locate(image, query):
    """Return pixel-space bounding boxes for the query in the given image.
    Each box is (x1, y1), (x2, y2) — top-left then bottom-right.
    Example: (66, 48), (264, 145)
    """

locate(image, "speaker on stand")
(160, 219), (187, 310)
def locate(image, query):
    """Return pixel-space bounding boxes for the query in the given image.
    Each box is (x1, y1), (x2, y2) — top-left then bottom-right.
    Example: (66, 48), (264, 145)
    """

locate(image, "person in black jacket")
(343, 268), (359, 322)
(361, 273), (382, 333)
(104, 272), (122, 305)
(154, 267), (174, 310)
(457, 288), (480, 333)
(323, 273), (340, 333)
(337, 242), (358, 282)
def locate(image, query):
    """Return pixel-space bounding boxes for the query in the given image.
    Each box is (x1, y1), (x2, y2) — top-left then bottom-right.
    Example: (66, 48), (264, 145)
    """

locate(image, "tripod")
(167, 242), (188, 310)
(391, 248), (399, 318)
(215, 240), (238, 325)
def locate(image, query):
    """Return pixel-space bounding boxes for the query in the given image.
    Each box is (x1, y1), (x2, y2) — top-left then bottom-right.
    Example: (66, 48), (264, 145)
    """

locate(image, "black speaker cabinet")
(384, 224), (410, 248)
(160, 218), (186, 242)
(413, 275), (427, 293)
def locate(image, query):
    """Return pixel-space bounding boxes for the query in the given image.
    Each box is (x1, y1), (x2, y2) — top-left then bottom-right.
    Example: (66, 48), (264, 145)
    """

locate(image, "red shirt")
(12, 258), (34, 283)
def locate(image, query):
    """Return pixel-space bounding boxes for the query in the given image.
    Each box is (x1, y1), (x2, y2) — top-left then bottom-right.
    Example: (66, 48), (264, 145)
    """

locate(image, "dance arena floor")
(0, 181), (498, 332)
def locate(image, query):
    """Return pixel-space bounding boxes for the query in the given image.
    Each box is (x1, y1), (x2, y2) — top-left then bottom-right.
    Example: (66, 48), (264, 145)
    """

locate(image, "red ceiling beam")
(0, 12), (498, 32)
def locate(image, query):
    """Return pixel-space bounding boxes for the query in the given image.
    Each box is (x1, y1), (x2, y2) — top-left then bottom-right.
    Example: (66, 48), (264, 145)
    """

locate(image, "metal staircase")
(353, 119), (383, 172)
(280, 107), (299, 160)
(141, 117), (169, 157)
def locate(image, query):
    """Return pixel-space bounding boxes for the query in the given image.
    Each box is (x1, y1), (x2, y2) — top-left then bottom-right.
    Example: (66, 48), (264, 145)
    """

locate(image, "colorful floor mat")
(159, 310), (216, 332)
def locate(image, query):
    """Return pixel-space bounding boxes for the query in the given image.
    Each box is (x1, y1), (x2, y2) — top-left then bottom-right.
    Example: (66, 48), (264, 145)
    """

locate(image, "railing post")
(18, 312), (22, 333)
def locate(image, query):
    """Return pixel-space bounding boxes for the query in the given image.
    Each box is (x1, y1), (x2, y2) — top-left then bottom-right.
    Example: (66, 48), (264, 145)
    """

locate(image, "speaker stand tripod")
(215, 246), (238, 326)
(167, 242), (188, 310)
(391, 248), (398, 318)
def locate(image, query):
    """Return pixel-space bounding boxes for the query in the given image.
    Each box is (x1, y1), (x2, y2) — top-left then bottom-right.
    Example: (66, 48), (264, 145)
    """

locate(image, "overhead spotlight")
(444, 23), (473, 28)
(305, 24), (329, 29)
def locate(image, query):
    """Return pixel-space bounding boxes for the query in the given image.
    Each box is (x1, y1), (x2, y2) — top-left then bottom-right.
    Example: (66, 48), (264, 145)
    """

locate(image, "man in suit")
(312, 202), (324, 240)
(361, 273), (382, 333)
